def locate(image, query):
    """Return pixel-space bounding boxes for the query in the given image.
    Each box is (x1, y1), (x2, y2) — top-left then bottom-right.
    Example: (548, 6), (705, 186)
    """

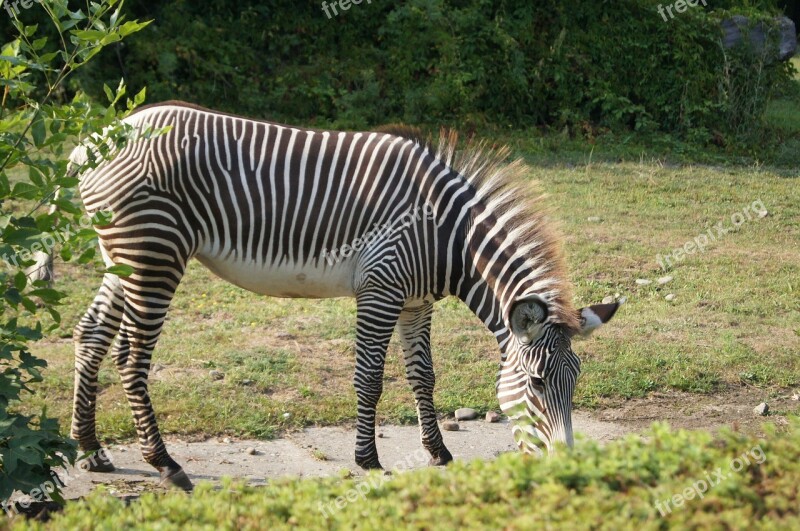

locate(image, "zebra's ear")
(510, 295), (549, 344)
(574, 298), (625, 338)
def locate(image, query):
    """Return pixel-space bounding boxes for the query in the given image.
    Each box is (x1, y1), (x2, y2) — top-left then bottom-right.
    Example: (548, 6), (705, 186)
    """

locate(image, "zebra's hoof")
(79, 450), (116, 473)
(429, 448), (453, 466)
(159, 468), (194, 491)
(355, 457), (383, 471)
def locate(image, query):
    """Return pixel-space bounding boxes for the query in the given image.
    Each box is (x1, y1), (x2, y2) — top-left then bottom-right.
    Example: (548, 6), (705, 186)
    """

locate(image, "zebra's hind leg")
(71, 273), (124, 472)
(398, 304), (452, 466)
(112, 260), (192, 490)
(353, 291), (404, 471)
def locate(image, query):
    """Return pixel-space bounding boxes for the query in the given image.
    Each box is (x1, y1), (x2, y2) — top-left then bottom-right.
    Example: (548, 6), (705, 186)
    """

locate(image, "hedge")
(1, 1), (794, 138)
(11, 420), (800, 530)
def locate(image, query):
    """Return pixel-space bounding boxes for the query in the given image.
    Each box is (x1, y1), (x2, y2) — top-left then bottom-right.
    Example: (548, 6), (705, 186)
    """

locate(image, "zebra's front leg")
(398, 304), (452, 466)
(353, 291), (403, 470)
(72, 273), (124, 472)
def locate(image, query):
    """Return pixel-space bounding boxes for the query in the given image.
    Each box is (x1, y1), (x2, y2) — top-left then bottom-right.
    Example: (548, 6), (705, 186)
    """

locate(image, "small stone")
(377, 432), (384, 438)
(601, 296), (614, 304)
(276, 332), (296, 340)
(240, 379), (254, 386)
(657, 275), (674, 285)
(614, 292), (620, 298)
(246, 447), (258, 456)
(635, 279), (652, 286)
(209, 369), (224, 381)
(455, 407), (478, 421)
(753, 402), (769, 416)
(757, 209), (768, 219)
(485, 411), (501, 423)
(222, 437), (232, 444)
(791, 393), (800, 401)
(282, 412), (291, 419)
(152, 363), (165, 373)
(442, 421), (460, 432)
(587, 216), (601, 223)
(665, 294), (677, 302)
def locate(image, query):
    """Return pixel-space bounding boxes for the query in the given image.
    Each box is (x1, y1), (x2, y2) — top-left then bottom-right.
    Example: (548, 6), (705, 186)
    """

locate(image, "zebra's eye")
(530, 376), (544, 388)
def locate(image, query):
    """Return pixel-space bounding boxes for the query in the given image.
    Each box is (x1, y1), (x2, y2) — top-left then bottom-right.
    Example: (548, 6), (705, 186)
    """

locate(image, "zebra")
(47, 101), (621, 490)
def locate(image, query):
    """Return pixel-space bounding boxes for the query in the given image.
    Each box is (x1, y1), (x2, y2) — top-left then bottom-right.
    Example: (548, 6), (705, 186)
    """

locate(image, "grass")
(8, 61), (800, 444)
(14, 150), (799, 444)
(12, 421), (800, 530)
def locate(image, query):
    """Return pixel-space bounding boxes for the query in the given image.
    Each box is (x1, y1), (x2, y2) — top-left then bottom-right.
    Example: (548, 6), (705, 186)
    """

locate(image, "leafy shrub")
(0, 0), (147, 507)
(13, 420), (800, 529)
(18, 0), (787, 141)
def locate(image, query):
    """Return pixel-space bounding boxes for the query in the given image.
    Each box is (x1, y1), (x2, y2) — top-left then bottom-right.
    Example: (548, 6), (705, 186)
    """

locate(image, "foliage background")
(1, 0), (796, 138)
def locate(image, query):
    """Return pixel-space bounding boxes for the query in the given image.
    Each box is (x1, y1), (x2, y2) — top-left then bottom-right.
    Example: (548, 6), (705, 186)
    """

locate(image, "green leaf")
(11, 181), (38, 200)
(134, 87), (146, 106)
(31, 115), (46, 148)
(32, 37), (47, 51)
(70, 29), (106, 41)
(28, 289), (65, 304)
(105, 264), (134, 277)
(77, 247), (95, 264)
(13, 271), (27, 291)
(103, 83), (113, 103)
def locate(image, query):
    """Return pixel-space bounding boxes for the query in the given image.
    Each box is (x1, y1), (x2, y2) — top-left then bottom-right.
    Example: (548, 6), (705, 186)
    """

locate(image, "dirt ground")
(38, 385), (792, 501)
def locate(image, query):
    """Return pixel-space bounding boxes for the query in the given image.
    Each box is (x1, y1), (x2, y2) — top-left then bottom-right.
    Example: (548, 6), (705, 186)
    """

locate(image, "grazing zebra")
(52, 102), (621, 490)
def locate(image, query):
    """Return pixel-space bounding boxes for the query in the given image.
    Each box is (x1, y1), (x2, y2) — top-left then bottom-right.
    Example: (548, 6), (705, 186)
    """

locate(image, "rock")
(635, 278), (652, 286)
(246, 447), (258, 456)
(275, 332), (296, 340)
(657, 275), (673, 285)
(757, 209), (769, 219)
(754, 402), (769, 416)
(721, 15), (797, 62)
(791, 393), (799, 401)
(602, 296), (614, 304)
(152, 363), (165, 374)
(222, 437), (232, 444)
(485, 411), (501, 423)
(455, 407), (478, 421)
(282, 412), (291, 419)
(665, 294), (677, 302)
(209, 370), (224, 381)
(377, 432), (384, 438)
(442, 421), (460, 432)
(240, 379), (254, 386)
(587, 216), (601, 223)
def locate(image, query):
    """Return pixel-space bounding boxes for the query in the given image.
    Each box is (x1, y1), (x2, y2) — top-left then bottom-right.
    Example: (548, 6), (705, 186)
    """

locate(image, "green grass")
(13, 421), (800, 530)
(15, 154), (799, 443)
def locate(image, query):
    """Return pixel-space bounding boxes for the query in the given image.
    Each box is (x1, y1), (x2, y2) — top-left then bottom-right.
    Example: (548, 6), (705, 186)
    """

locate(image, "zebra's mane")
(435, 129), (580, 334)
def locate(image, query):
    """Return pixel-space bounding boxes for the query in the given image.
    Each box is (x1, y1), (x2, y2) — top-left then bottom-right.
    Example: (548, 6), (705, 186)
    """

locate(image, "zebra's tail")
(25, 147), (86, 285)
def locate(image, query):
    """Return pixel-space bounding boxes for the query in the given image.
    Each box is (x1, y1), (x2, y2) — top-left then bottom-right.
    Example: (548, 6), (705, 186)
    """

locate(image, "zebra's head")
(499, 294), (622, 455)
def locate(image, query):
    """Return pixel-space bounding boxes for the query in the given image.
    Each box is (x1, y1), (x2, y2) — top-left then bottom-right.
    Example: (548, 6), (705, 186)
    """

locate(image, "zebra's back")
(78, 102), (444, 299)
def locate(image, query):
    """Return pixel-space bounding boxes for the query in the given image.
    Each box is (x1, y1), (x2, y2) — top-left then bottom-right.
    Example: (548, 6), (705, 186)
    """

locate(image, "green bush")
(13, 420), (800, 529)
(28, 0), (789, 140)
(0, 0), (148, 507)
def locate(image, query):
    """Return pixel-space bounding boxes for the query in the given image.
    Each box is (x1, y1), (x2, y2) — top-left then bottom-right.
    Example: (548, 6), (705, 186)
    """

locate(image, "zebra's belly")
(195, 254), (356, 298)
